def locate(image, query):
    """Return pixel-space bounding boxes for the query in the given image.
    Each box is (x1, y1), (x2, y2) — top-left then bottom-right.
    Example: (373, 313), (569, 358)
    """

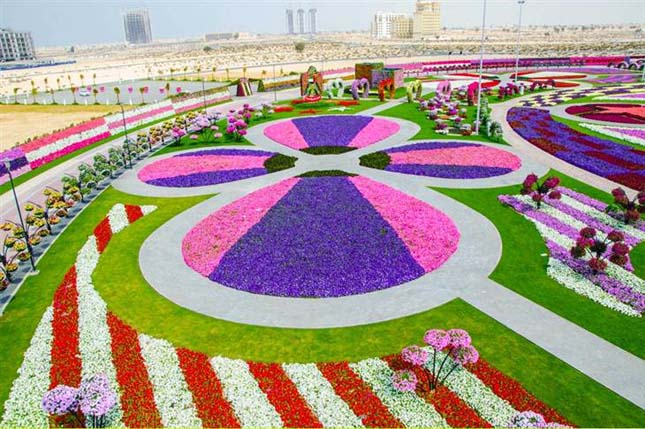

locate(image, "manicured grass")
(264, 153), (298, 173)
(552, 114), (644, 150)
(376, 100), (508, 145)
(301, 146), (356, 155)
(0, 187), (643, 425)
(434, 170), (645, 358)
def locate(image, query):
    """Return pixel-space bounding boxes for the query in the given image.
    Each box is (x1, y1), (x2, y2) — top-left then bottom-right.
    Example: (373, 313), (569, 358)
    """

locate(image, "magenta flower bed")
(138, 149), (278, 187)
(264, 115), (400, 151)
(182, 175), (459, 297)
(29, 132), (111, 169)
(20, 118), (107, 153)
(565, 104), (645, 125)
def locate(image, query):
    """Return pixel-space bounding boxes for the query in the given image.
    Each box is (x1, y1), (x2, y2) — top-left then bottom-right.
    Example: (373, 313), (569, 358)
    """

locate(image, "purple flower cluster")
(507, 107), (645, 190)
(42, 375), (117, 425)
(293, 116), (373, 147)
(210, 176), (425, 297)
(146, 168), (268, 188)
(386, 164), (513, 179)
(42, 385), (79, 416)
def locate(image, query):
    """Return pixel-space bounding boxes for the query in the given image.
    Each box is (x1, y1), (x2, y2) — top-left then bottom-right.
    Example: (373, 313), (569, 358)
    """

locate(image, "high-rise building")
(286, 9), (295, 34)
(0, 28), (35, 62)
(123, 9), (152, 44)
(413, 1), (441, 39)
(308, 9), (317, 34)
(296, 9), (305, 34)
(371, 12), (412, 39)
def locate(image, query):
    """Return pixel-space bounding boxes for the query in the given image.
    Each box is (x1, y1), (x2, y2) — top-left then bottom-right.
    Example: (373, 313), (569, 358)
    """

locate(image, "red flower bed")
(247, 362), (322, 428)
(385, 355), (490, 428)
(176, 348), (240, 428)
(107, 313), (162, 428)
(584, 151), (642, 170)
(274, 106), (294, 113)
(299, 109), (318, 115)
(318, 362), (403, 428)
(468, 359), (574, 426)
(608, 172), (645, 191)
(124, 205), (144, 224)
(337, 100), (359, 107)
(93, 217), (113, 253)
(529, 138), (567, 155)
(49, 266), (81, 388)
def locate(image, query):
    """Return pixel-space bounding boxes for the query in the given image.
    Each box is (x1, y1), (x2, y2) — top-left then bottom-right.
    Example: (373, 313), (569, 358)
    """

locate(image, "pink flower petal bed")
(182, 174), (459, 297)
(263, 115), (400, 151)
(137, 148), (278, 187)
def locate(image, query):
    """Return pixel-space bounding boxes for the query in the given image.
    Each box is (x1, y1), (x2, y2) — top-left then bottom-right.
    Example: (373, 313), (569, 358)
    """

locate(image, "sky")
(1, 0), (643, 47)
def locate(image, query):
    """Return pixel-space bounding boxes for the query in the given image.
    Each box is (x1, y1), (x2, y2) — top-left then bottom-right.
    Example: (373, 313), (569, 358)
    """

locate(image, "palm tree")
(113, 87), (121, 104)
(242, 65), (247, 78)
(211, 66), (217, 81)
(56, 78), (61, 91)
(226, 68), (230, 81)
(31, 86), (38, 104)
(44, 77), (49, 91)
(13, 87), (19, 104)
(67, 75), (72, 87)
(196, 66), (202, 82)
(49, 88), (56, 104)
(79, 74), (85, 86)
(164, 82), (170, 96)
(139, 87), (145, 104)
(169, 68), (175, 79)
(92, 73), (97, 85)
(92, 88), (99, 104)
(70, 86), (78, 104)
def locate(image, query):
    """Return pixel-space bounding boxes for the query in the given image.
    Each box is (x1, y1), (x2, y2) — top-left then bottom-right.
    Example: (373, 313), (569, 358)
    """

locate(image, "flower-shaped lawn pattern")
(361, 142), (522, 179)
(138, 149), (289, 187)
(182, 175), (459, 297)
(263, 115), (400, 152)
(565, 103), (645, 125)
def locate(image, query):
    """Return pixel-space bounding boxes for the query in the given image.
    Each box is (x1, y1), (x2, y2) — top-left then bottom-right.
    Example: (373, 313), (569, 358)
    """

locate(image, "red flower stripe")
(468, 359), (575, 426)
(124, 205), (144, 224)
(384, 355), (490, 428)
(176, 348), (240, 428)
(93, 217), (113, 253)
(247, 362), (323, 428)
(317, 362), (403, 428)
(49, 266), (81, 389)
(107, 312), (162, 428)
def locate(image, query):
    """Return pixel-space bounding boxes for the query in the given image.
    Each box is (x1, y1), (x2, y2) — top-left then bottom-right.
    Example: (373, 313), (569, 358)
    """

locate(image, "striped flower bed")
(507, 107), (645, 190)
(182, 175), (459, 297)
(364, 142), (522, 179)
(578, 123), (645, 147)
(138, 149), (281, 187)
(564, 104), (645, 125)
(499, 187), (645, 316)
(1, 203), (573, 427)
(263, 115), (400, 151)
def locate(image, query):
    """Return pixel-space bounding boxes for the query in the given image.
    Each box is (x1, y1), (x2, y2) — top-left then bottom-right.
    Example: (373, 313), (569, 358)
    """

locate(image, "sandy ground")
(0, 105), (128, 150)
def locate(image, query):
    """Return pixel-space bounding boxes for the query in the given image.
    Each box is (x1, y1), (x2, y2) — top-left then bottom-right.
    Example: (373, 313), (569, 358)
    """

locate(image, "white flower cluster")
(139, 335), (202, 428)
(0, 307), (53, 428)
(25, 124), (110, 164)
(349, 358), (447, 428)
(578, 123), (645, 147)
(210, 357), (283, 428)
(282, 363), (363, 427)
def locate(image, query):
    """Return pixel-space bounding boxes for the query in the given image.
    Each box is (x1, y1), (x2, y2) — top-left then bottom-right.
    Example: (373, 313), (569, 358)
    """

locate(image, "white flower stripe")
(282, 363), (364, 428)
(141, 205), (157, 216)
(559, 195), (645, 241)
(0, 307), (53, 428)
(75, 235), (100, 286)
(578, 123), (645, 147)
(349, 358), (448, 428)
(138, 335), (202, 428)
(107, 204), (130, 234)
(210, 357), (283, 428)
(426, 350), (518, 427)
(24, 125), (110, 163)
(515, 195), (591, 235)
(548, 259), (639, 316)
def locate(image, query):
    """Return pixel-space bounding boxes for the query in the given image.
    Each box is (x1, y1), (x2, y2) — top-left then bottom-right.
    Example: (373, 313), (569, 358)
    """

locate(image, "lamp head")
(3, 159), (10, 170)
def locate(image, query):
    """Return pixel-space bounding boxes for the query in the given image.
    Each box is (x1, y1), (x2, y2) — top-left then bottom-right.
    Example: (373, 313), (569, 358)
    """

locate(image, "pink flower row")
(389, 146), (522, 170)
(20, 118), (108, 153)
(107, 105), (174, 130)
(29, 132), (111, 169)
(138, 154), (270, 182)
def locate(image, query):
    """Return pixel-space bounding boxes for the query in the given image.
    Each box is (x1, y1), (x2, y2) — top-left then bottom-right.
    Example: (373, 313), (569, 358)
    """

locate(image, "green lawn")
(434, 170), (645, 358)
(0, 186), (643, 425)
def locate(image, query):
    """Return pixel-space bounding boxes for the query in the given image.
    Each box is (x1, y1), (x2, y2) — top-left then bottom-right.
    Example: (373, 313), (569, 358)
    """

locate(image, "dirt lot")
(0, 104), (127, 150)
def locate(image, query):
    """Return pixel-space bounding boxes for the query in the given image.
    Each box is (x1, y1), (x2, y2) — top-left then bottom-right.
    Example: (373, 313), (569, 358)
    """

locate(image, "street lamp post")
(3, 159), (36, 271)
(475, 0), (488, 135)
(513, 0), (526, 85)
(119, 104), (132, 169)
(201, 78), (207, 109)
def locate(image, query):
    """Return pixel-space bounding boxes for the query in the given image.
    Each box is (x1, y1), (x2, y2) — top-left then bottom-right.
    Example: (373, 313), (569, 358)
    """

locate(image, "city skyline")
(1, 0), (644, 47)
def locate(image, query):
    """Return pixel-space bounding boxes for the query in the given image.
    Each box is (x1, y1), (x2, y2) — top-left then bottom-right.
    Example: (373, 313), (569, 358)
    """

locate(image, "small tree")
(570, 228), (629, 274)
(520, 174), (561, 209)
(70, 86), (78, 104)
(606, 188), (645, 225)
(295, 42), (306, 53)
(92, 88), (99, 104)
(12, 88), (19, 104)
(203, 46), (213, 53)
(139, 87), (145, 104)
(113, 87), (121, 104)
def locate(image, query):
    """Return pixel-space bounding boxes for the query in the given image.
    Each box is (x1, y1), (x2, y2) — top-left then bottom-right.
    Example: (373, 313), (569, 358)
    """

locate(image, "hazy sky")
(1, 0), (643, 47)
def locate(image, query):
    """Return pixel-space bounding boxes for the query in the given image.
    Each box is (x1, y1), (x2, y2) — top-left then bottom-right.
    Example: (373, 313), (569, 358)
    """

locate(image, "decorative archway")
(378, 78), (396, 102)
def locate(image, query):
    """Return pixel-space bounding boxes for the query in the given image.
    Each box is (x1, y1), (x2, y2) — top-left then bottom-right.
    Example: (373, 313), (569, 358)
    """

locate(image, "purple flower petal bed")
(263, 115), (400, 153)
(137, 148), (290, 187)
(507, 107), (645, 190)
(360, 142), (522, 179)
(182, 174), (459, 297)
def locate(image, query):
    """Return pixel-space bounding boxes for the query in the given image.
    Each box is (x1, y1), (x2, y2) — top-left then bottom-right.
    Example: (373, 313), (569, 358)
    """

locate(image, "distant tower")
(123, 9), (152, 44)
(296, 9), (305, 34)
(285, 9), (295, 34)
(308, 9), (317, 34)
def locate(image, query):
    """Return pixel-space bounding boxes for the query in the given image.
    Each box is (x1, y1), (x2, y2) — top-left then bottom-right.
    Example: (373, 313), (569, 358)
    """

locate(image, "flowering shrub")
(570, 227), (629, 273)
(520, 174), (562, 209)
(606, 187), (645, 225)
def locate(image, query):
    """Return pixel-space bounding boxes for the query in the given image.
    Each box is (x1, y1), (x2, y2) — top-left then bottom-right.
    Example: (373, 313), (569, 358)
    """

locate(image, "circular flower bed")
(182, 174), (459, 297)
(360, 142), (522, 179)
(137, 149), (294, 187)
(263, 115), (400, 153)
(565, 103), (645, 125)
